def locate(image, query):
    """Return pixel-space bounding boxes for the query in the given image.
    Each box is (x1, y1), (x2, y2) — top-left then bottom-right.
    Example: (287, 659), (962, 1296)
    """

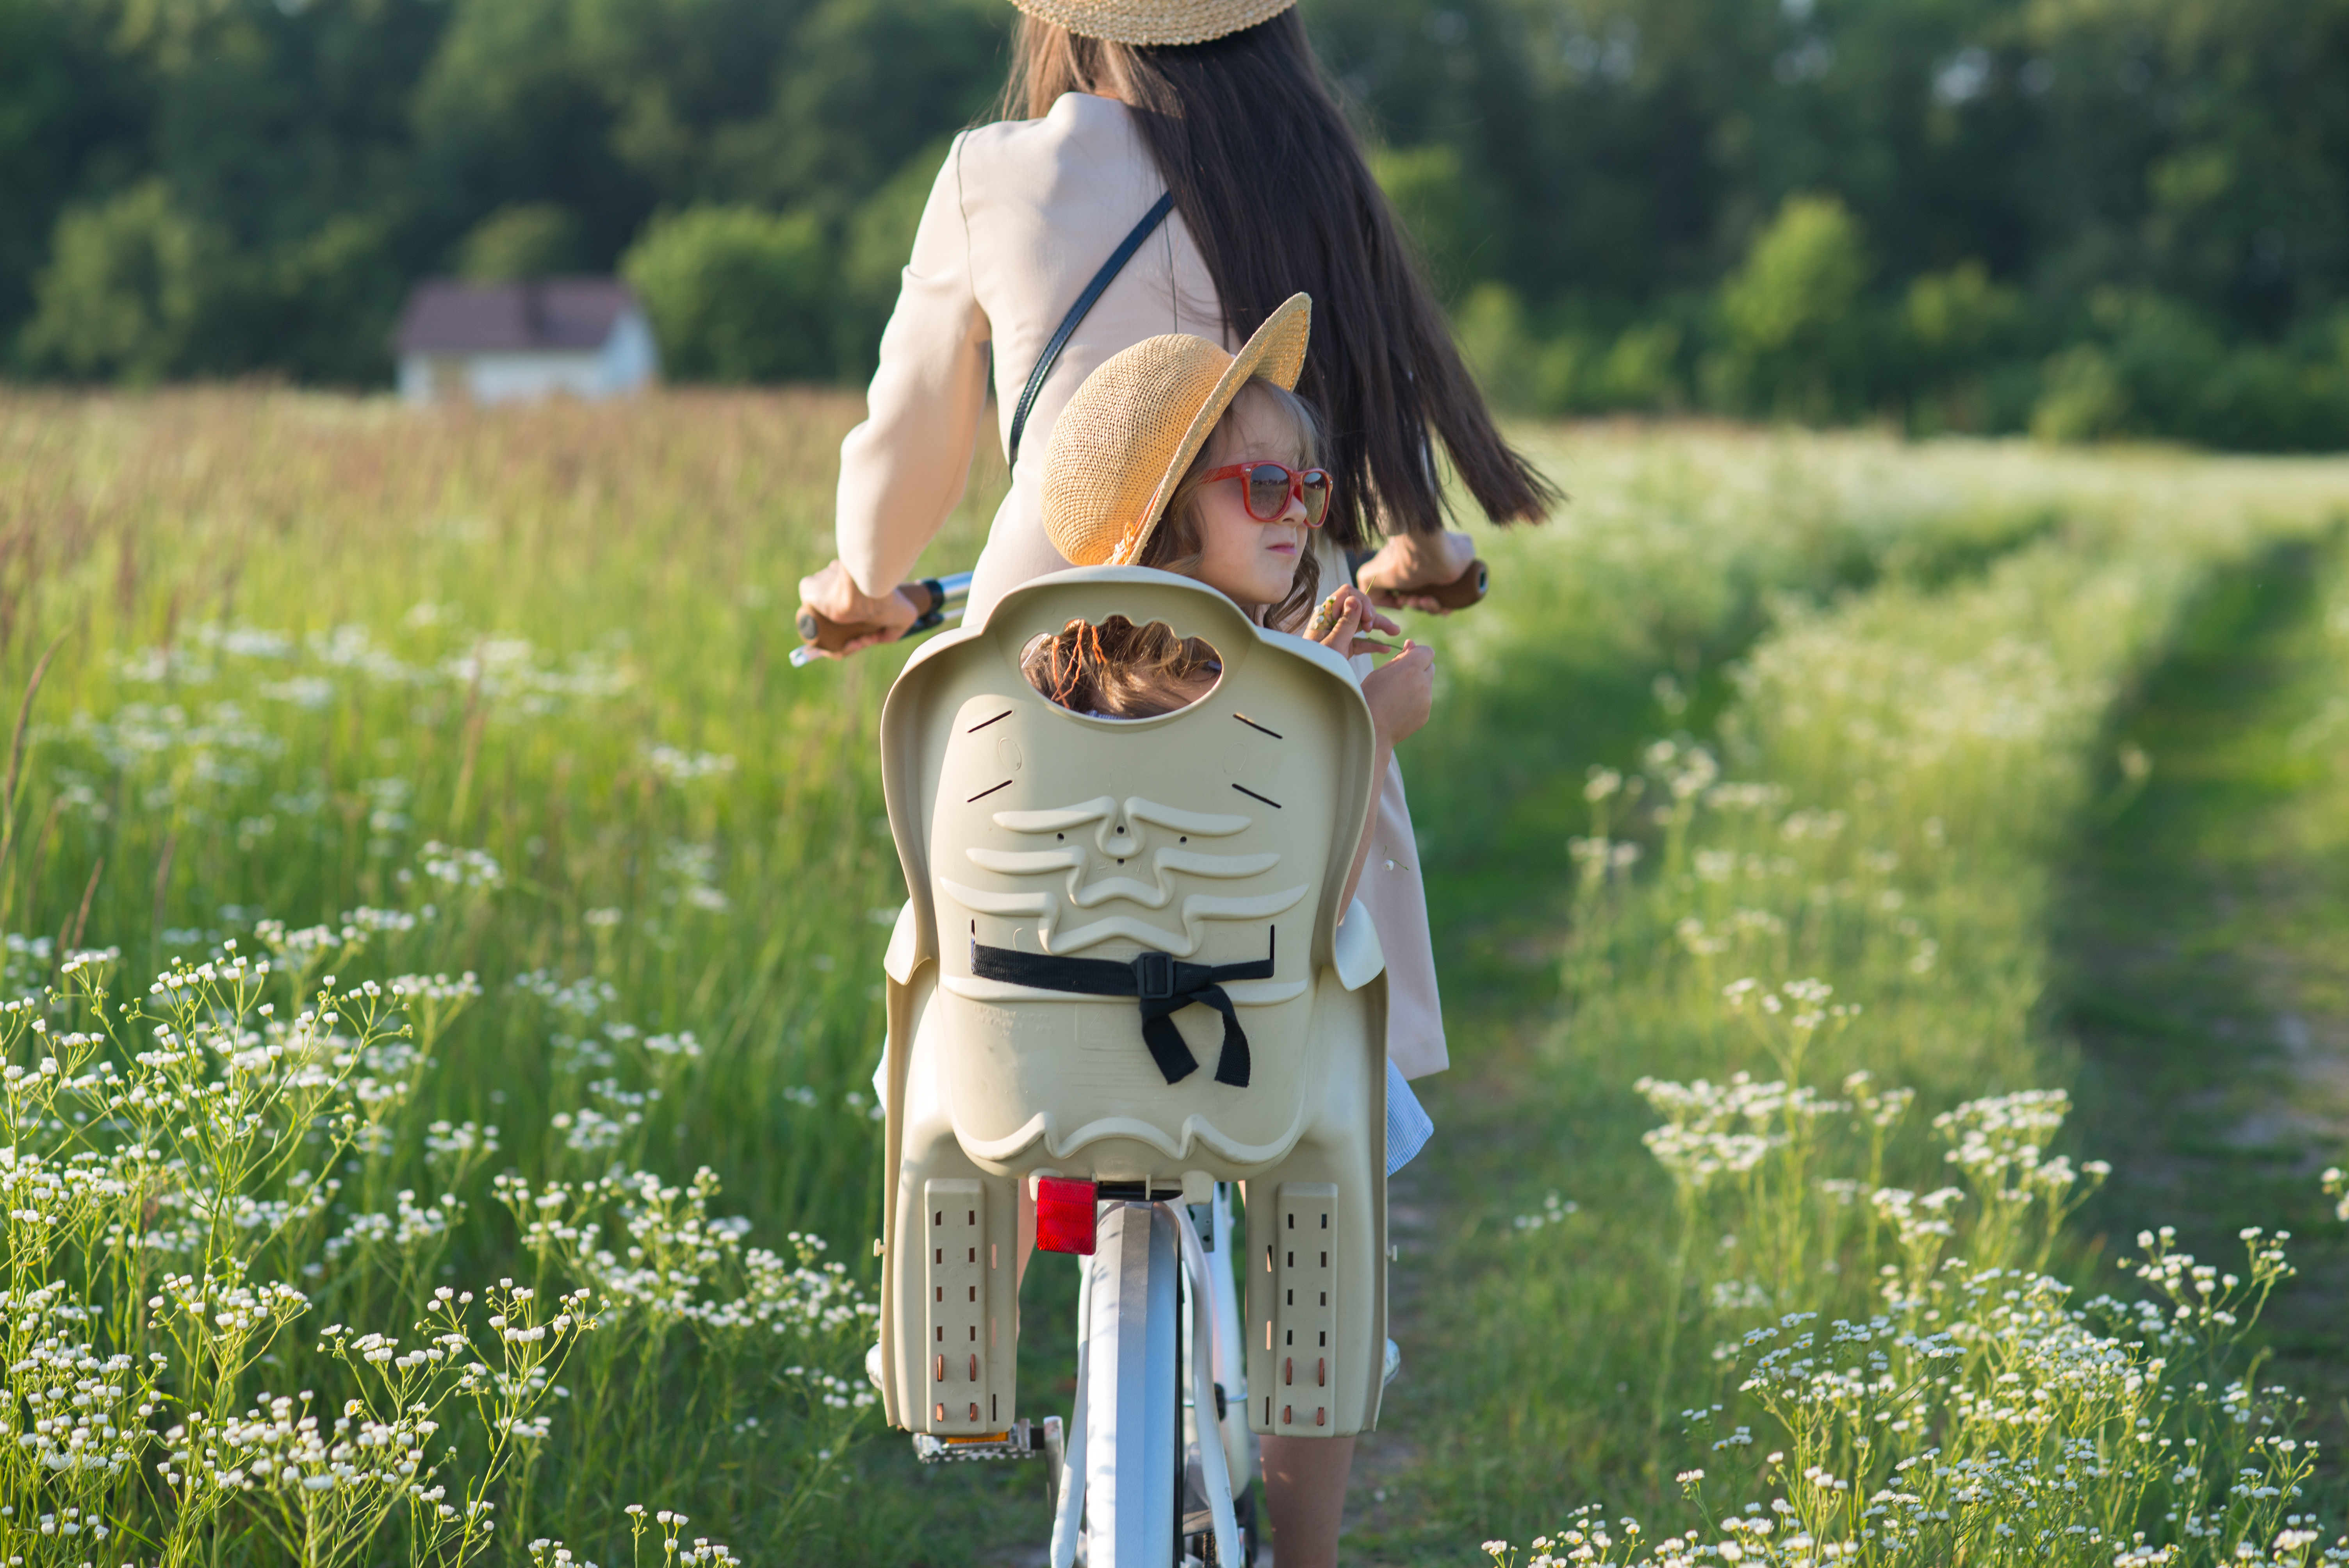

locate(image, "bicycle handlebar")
(789, 556), (1487, 667)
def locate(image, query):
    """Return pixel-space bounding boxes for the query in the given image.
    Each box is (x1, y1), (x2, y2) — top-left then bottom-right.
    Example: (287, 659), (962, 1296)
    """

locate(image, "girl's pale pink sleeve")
(834, 136), (993, 598)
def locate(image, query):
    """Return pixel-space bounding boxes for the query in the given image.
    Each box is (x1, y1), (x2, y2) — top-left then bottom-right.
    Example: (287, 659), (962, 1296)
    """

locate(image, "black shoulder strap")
(1006, 189), (1177, 467)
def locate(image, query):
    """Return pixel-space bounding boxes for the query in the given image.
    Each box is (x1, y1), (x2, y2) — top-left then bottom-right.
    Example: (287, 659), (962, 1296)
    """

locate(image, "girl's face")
(1187, 395), (1314, 612)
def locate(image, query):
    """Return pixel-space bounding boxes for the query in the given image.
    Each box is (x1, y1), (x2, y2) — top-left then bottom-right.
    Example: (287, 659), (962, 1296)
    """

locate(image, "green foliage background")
(4, 0), (2349, 444)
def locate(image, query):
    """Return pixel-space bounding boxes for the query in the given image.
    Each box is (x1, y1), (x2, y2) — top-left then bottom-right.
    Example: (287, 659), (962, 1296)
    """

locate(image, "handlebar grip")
(794, 580), (946, 654)
(1356, 552), (1490, 611)
(1371, 558), (1487, 610)
(1427, 558), (1490, 609)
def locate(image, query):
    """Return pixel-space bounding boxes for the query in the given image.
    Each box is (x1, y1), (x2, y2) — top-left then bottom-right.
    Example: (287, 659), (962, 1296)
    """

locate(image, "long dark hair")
(1001, 10), (1560, 551)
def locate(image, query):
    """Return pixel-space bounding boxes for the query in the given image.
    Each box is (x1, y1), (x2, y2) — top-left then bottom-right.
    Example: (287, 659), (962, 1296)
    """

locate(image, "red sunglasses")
(1199, 461), (1332, 527)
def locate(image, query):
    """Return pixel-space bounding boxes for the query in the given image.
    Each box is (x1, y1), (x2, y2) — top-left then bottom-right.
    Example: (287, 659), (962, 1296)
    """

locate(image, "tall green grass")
(1, 388), (989, 1249)
(0, 388), (1003, 1563)
(4, 392), (2347, 1564)
(1379, 437), (2349, 1564)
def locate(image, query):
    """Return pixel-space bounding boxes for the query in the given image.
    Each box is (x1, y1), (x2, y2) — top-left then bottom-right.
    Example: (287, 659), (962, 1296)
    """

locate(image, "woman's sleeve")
(834, 135), (994, 598)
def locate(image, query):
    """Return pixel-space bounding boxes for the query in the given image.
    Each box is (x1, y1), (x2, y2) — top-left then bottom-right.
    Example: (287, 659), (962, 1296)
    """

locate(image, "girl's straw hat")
(1011, 0), (1294, 46)
(1043, 292), (1312, 569)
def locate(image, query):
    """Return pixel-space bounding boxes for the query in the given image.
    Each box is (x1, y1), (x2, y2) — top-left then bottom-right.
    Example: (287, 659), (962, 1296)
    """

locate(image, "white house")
(392, 278), (659, 405)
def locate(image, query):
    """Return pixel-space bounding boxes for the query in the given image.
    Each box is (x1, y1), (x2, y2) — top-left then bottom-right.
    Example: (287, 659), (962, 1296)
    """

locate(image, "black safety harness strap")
(969, 926), (1273, 1088)
(1005, 190), (1178, 468)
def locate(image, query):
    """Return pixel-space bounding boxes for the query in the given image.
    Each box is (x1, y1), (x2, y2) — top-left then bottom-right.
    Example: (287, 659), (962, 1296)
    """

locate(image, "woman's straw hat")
(1011, 0), (1294, 46)
(1043, 292), (1312, 569)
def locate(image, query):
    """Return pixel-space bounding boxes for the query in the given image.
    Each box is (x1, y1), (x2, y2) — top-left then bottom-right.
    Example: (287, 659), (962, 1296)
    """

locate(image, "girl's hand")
(1362, 639), (1434, 748)
(1302, 584), (1402, 656)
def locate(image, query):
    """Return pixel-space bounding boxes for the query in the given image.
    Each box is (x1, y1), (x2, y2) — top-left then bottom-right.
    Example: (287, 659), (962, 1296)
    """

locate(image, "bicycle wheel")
(1084, 1201), (1181, 1568)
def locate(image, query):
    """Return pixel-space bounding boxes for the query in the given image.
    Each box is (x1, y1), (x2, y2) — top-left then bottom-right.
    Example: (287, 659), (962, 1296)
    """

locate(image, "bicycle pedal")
(911, 1417), (1050, 1464)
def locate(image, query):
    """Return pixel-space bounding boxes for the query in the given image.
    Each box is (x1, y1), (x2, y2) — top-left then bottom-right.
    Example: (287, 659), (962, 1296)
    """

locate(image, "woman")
(801, 4), (1557, 1559)
(800, 2), (1552, 633)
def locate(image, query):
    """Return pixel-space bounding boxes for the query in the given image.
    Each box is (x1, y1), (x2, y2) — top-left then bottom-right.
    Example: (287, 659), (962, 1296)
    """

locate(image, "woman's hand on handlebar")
(795, 560), (921, 658)
(1356, 530), (1476, 614)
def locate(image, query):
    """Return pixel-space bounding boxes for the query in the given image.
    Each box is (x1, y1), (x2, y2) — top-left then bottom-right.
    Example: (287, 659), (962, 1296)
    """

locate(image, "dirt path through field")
(2059, 534), (2349, 1441)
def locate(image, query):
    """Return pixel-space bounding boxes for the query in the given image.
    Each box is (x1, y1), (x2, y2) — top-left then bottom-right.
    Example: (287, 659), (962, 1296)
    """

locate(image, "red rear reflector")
(1035, 1177), (1098, 1255)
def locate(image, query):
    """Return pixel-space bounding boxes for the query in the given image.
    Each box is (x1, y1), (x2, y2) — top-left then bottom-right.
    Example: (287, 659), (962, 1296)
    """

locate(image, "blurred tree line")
(4, 0), (2346, 446)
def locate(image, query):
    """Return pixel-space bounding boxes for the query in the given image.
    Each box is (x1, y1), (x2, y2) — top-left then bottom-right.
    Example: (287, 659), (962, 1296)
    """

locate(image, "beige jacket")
(834, 92), (1449, 1079)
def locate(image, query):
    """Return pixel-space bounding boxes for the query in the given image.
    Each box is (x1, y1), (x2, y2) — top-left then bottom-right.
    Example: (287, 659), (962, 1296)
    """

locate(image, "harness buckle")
(1133, 950), (1175, 1000)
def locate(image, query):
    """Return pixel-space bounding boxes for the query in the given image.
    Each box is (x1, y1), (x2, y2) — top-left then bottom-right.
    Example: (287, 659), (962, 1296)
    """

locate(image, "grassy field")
(0, 390), (2345, 1567)
(1374, 433), (2349, 1564)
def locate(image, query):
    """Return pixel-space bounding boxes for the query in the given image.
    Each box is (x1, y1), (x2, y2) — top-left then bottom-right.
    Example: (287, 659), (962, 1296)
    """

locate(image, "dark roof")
(393, 278), (640, 355)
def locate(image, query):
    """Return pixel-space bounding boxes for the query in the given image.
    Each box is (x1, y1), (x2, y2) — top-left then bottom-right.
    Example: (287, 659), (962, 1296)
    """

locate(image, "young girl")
(1021, 371), (1365, 717)
(1030, 294), (1440, 1562)
(1031, 292), (1436, 919)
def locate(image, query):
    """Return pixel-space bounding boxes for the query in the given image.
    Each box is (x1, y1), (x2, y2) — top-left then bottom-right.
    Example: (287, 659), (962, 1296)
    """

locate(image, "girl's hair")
(999, 10), (1560, 551)
(1021, 379), (1321, 717)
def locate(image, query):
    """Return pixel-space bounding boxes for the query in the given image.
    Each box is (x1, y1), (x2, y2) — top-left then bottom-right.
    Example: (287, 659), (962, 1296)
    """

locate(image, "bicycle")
(841, 565), (1394, 1566)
